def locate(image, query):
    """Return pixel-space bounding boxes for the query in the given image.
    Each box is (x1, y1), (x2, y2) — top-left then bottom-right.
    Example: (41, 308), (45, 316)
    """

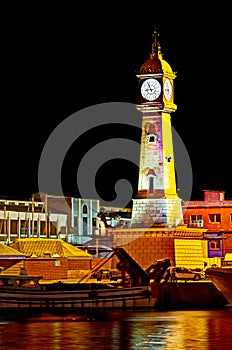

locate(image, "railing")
(184, 220), (204, 228)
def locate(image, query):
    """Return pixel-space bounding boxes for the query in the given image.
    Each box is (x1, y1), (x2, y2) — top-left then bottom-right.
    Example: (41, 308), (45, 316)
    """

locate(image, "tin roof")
(10, 238), (92, 259)
(0, 243), (25, 257)
(0, 243), (25, 269)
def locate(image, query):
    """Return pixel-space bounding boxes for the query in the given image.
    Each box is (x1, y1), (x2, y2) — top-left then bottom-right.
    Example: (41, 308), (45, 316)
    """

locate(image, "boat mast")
(31, 194), (34, 237)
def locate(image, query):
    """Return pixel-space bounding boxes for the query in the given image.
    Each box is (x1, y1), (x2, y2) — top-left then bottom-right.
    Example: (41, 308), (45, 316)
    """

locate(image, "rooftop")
(10, 238), (92, 259)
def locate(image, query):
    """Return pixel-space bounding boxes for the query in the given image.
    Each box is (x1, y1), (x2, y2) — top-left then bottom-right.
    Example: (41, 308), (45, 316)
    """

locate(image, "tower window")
(147, 134), (158, 144)
(146, 169), (156, 194)
(149, 177), (154, 193)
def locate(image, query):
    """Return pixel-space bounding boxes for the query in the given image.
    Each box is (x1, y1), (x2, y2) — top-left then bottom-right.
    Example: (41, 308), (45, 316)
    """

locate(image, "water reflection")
(0, 308), (232, 349)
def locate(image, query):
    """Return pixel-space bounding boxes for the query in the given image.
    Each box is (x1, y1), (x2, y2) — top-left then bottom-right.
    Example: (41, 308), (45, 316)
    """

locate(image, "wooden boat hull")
(0, 285), (156, 309)
(205, 268), (232, 306)
(0, 290), (155, 309)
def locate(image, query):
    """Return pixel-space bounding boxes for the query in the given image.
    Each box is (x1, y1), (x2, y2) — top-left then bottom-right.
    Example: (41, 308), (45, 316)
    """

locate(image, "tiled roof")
(10, 238), (92, 258)
(0, 243), (25, 256)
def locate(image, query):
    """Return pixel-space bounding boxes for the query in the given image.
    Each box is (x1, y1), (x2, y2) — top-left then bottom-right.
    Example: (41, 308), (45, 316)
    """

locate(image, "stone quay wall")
(110, 228), (176, 269)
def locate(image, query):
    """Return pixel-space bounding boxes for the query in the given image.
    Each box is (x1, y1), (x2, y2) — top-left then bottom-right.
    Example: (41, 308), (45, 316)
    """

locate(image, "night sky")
(1, 4), (231, 205)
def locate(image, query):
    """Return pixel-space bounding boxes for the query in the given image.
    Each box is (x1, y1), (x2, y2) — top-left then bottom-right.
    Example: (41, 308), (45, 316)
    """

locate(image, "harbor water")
(0, 307), (232, 349)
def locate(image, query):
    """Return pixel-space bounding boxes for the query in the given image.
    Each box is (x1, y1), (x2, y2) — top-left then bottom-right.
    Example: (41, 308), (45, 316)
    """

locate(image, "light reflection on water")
(0, 308), (232, 349)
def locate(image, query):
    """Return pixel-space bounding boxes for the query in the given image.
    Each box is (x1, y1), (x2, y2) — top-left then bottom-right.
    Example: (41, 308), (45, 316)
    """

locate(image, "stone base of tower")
(131, 198), (183, 228)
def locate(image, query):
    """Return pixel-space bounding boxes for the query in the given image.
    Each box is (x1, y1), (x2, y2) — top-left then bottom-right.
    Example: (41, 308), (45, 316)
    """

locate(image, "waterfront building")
(9, 238), (92, 280)
(182, 190), (232, 267)
(183, 190), (232, 232)
(0, 239), (92, 280)
(0, 193), (100, 245)
(36, 193), (100, 244)
(0, 197), (67, 244)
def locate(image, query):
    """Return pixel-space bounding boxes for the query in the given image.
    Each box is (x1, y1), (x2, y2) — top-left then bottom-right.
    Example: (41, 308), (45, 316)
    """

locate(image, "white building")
(34, 193), (100, 244)
(0, 197), (67, 244)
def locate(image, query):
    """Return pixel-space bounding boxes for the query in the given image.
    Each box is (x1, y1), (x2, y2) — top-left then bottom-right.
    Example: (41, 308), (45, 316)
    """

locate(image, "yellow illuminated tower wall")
(131, 31), (183, 228)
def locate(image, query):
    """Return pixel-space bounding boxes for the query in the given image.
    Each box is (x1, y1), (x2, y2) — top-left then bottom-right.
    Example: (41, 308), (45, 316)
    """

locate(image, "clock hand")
(147, 82), (153, 92)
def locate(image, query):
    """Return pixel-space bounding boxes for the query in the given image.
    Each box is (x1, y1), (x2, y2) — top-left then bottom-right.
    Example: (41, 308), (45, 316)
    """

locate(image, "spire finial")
(152, 28), (161, 55)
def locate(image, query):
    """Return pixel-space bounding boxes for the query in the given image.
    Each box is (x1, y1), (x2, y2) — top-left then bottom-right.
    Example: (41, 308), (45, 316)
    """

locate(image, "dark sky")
(1, 4), (231, 204)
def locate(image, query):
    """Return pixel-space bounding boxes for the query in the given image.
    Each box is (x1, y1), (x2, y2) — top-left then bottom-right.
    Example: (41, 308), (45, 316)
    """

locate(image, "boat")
(0, 274), (154, 310)
(205, 267), (232, 305)
(0, 247), (170, 311)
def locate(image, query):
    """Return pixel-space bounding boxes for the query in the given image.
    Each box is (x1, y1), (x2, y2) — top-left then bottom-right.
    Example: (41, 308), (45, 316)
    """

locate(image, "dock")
(153, 281), (228, 310)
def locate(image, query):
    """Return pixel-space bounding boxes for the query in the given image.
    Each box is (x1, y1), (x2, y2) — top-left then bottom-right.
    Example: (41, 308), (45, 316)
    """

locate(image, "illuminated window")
(209, 214), (221, 223)
(83, 205), (88, 214)
(230, 214), (232, 223)
(190, 215), (202, 222)
(210, 240), (220, 250)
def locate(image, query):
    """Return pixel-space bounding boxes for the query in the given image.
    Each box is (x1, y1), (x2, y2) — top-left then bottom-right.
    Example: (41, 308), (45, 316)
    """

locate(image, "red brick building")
(182, 190), (232, 265)
(8, 238), (93, 280)
(183, 190), (232, 232)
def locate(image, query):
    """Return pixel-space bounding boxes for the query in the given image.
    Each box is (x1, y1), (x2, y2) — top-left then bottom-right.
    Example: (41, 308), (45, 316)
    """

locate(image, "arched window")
(147, 169), (156, 194)
(149, 177), (154, 193)
(83, 205), (88, 214)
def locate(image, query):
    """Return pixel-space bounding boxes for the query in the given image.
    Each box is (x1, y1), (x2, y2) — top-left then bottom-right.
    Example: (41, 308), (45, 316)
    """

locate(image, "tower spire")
(151, 28), (160, 54)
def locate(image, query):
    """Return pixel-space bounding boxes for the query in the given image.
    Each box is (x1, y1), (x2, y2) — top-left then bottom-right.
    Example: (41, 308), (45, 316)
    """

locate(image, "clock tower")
(131, 30), (183, 228)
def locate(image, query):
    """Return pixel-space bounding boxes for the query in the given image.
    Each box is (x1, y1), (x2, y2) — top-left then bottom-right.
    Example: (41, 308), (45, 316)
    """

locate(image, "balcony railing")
(184, 220), (204, 228)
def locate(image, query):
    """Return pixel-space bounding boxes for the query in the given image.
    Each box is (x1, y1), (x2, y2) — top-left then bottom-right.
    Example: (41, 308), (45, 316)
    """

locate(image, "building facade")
(35, 193), (100, 244)
(0, 193), (101, 245)
(0, 197), (67, 244)
(183, 190), (232, 266)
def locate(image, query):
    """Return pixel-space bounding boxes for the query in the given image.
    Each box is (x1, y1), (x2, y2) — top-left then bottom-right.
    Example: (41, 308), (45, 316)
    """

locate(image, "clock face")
(141, 78), (161, 101)
(163, 79), (173, 101)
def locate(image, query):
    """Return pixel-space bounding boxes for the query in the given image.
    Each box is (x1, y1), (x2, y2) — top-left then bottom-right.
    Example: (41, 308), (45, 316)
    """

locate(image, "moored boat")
(0, 274), (154, 310)
(205, 267), (232, 305)
(0, 247), (170, 310)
